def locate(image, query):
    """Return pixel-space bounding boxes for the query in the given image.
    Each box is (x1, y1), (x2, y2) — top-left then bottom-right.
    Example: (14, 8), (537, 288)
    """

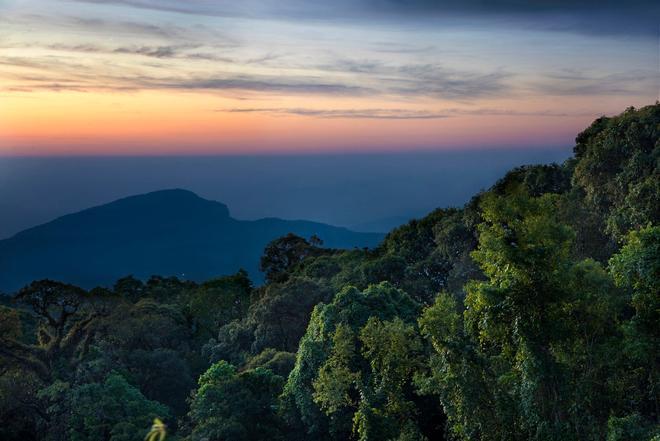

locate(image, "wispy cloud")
(0, 42), (510, 99)
(224, 108), (451, 119)
(221, 107), (593, 119)
(45, 43), (200, 58)
(70, 16), (181, 38)
(2, 13), (184, 39)
(5, 47), (652, 102)
(146, 76), (373, 95)
(390, 67), (510, 100)
(304, 59), (514, 100)
(0, 54), (373, 95)
(534, 70), (659, 96)
(369, 43), (436, 55)
(1, 2), (654, 104)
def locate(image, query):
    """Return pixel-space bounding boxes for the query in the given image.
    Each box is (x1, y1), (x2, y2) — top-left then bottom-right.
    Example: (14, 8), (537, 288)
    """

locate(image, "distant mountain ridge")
(0, 189), (383, 292)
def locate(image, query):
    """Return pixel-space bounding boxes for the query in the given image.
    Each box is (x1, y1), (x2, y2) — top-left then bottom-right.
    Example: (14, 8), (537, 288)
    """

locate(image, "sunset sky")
(1, 0), (657, 155)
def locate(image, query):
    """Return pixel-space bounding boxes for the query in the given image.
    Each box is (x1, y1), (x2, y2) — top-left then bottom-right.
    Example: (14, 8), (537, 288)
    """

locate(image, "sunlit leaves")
(144, 418), (166, 441)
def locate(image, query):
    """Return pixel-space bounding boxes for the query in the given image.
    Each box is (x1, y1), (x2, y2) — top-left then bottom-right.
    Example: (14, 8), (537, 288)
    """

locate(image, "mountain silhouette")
(0, 189), (383, 292)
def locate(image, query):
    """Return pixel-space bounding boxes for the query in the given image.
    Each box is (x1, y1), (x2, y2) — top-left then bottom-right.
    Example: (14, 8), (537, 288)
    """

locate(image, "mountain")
(0, 189), (383, 292)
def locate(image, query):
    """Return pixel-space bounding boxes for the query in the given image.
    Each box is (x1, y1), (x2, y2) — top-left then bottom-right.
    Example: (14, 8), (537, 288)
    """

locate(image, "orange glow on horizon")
(0, 89), (619, 156)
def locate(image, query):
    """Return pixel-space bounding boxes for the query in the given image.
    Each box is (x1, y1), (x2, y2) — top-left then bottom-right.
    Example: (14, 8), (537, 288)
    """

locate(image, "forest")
(0, 104), (658, 440)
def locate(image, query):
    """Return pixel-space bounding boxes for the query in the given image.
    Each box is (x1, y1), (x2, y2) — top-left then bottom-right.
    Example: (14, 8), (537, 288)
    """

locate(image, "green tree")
(187, 361), (285, 441)
(418, 292), (508, 441)
(572, 105), (660, 242)
(0, 280), (109, 382)
(609, 225), (659, 427)
(260, 234), (325, 283)
(63, 372), (170, 441)
(421, 189), (627, 440)
(242, 348), (296, 378)
(282, 282), (439, 440)
(187, 270), (252, 341)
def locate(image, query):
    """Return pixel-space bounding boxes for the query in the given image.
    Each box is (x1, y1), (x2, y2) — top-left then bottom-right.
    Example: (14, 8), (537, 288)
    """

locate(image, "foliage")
(0, 280), (110, 382)
(187, 361), (285, 441)
(281, 282), (441, 440)
(420, 188), (650, 440)
(242, 348), (296, 378)
(64, 372), (170, 441)
(609, 225), (659, 423)
(572, 105), (660, 241)
(187, 270), (252, 341)
(145, 418), (167, 441)
(260, 234), (327, 283)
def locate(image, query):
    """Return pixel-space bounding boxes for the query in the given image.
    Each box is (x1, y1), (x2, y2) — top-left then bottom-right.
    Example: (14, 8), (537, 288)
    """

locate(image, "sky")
(0, 0), (658, 155)
(0, 1), (657, 236)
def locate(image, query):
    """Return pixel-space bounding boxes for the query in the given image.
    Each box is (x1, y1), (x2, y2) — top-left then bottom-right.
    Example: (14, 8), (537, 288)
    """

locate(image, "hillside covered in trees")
(1, 104), (658, 440)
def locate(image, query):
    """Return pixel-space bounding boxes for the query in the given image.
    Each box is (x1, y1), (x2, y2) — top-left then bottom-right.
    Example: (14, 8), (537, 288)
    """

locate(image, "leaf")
(145, 418), (166, 441)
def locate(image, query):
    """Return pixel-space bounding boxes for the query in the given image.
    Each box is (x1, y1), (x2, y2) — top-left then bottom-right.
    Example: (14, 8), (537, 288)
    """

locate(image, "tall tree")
(187, 361), (285, 441)
(281, 282), (440, 440)
(0, 280), (108, 382)
(609, 225), (659, 428)
(421, 189), (627, 440)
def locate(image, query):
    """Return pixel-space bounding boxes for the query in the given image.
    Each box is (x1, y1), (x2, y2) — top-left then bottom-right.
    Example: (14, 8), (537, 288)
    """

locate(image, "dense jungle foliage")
(1, 104), (658, 440)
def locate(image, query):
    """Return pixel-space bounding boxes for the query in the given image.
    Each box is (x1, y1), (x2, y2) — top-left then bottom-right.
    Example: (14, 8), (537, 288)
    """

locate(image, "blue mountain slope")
(0, 189), (383, 292)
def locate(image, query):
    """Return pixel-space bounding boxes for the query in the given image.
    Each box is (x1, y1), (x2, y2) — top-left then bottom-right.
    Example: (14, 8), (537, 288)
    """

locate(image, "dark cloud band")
(71, 0), (660, 37)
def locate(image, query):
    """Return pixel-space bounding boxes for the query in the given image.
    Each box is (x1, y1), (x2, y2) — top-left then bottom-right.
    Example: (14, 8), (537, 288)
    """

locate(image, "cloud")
(1, 12), (237, 45)
(365, 1), (660, 38)
(533, 70), (659, 96)
(225, 108), (450, 119)
(44, 43), (199, 58)
(68, 0), (660, 37)
(147, 77), (372, 95)
(0, 45), (510, 99)
(66, 0), (354, 19)
(0, 54), (373, 95)
(390, 67), (510, 100)
(70, 16), (180, 38)
(0, 36), (651, 101)
(221, 107), (593, 119)
(112, 45), (195, 58)
(369, 43), (436, 54)
(305, 59), (513, 100)
(0, 39), (240, 68)
(5, 14), (183, 39)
